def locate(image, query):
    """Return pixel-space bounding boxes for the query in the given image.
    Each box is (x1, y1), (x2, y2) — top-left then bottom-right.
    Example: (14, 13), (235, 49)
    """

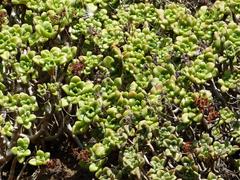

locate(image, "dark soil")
(1, 133), (95, 180)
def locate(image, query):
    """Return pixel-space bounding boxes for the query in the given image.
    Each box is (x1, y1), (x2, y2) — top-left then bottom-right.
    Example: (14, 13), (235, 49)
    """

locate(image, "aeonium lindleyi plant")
(61, 75), (97, 105)
(14, 50), (37, 84)
(0, 28), (22, 60)
(122, 146), (145, 179)
(89, 143), (109, 172)
(182, 55), (218, 84)
(11, 137), (31, 163)
(171, 13), (196, 36)
(157, 3), (188, 30)
(95, 167), (116, 180)
(73, 100), (101, 134)
(218, 70), (240, 92)
(117, 3), (158, 26)
(1, 121), (13, 137)
(16, 105), (36, 129)
(33, 46), (77, 72)
(173, 34), (198, 57)
(29, 150), (50, 166)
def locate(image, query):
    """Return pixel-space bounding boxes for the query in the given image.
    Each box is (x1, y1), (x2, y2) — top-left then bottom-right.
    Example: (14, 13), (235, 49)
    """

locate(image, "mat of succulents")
(0, 0), (240, 179)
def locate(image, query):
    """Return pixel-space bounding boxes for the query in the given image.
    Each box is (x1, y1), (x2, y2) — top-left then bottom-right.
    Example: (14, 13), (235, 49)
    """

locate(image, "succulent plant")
(218, 71), (240, 92)
(95, 167), (116, 180)
(219, 107), (236, 124)
(14, 51), (37, 84)
(73, 100), (101, 134)
(29, 150), (50, 166)
(122, 146), (145, 179)
(11, 137), (31, 163)
(183, 55), (218, 84)
(1, 121), (13, 137)
(16, 106), (36, 129)
(33, 46), (76, 72)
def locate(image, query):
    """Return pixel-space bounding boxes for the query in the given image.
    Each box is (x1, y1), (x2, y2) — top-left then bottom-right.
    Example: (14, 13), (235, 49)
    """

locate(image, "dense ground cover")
(0, 0), (240, 179)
